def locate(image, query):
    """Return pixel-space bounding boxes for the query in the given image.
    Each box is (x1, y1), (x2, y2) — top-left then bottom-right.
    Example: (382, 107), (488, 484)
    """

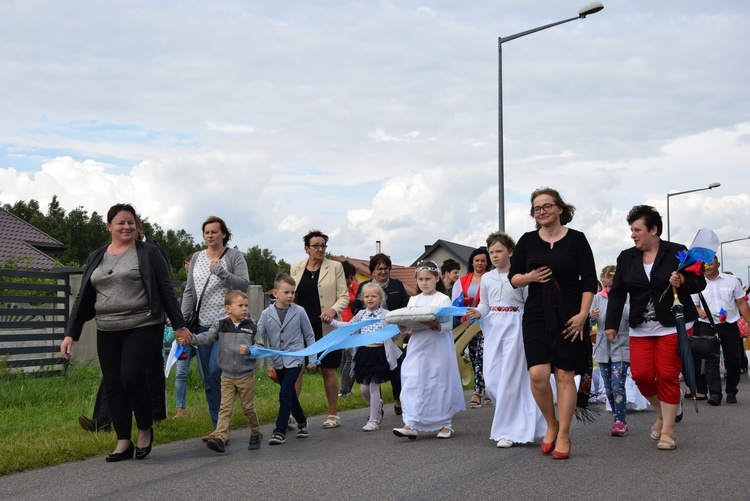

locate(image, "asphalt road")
(2, 379), (748, 501)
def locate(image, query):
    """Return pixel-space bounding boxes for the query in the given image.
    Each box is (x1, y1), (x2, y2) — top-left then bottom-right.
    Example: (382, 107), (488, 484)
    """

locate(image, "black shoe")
(394, 404), (403, 416)
(707, 394), (722, 406)
(78, 415), (97, 432)
(135, 428), (153, 460)
(207, 438), (225, 453)
(675, 403), (683, 423)
(248, 433), (263, 450)
(105, 442), (134, 462)
(727, 394), (737, 404)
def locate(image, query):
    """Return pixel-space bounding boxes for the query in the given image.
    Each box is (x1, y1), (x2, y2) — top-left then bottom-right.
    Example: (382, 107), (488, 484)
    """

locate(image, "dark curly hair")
(626, 205), (663, 236)
(529, 187), (575, 229)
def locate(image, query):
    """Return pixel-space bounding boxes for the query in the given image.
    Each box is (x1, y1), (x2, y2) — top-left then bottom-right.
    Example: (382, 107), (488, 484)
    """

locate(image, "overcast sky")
(2, 1), (749, 281)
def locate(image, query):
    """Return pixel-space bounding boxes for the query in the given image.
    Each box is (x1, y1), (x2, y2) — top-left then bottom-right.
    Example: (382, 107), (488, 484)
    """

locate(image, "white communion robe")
(477, 270), (546, 443)
(400, 292), (466, 431)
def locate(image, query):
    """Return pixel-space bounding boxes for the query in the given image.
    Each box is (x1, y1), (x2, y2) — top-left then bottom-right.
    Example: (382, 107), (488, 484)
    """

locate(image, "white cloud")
(0, 1), (749, 281)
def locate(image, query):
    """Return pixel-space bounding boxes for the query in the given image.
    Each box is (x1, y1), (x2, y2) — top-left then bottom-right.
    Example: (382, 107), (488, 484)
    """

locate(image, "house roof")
(410, 239), (477, 268)
(329, 256), (417, 296)
(0, 208), (66, 269)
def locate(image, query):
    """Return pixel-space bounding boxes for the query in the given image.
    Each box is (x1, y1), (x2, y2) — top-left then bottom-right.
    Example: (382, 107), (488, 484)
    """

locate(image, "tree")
(244, 246), (290, 291)
(148, 223), (202, 277)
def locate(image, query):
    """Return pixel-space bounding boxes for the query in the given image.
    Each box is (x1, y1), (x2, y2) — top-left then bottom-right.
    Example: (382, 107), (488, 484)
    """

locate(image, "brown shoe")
(202, 433), (229, 444)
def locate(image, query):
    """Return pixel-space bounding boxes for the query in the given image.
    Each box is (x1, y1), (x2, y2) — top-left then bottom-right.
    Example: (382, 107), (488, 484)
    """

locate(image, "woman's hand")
(669, 271), (684, 288)
(175, 328), (192, 345)
(604, 328), (617, 343)
(320, 308), (337, 323)
(466, 307), (481, 321)
(563, 312), (587, 341)
(528, 266), (552, 284)
(60, 337), (73, 360)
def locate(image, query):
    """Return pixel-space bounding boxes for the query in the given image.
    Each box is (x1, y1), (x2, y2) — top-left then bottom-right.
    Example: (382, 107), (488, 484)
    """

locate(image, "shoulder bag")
(689, 293), (721, 360)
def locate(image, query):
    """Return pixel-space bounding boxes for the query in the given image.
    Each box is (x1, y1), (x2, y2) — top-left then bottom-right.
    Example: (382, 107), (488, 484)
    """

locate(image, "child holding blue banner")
(241, 273), (317, 446)
(326, 282), (401, 431)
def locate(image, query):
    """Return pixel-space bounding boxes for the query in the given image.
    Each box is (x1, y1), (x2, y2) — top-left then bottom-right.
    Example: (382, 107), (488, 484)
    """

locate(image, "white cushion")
(384, 305), (438, 330)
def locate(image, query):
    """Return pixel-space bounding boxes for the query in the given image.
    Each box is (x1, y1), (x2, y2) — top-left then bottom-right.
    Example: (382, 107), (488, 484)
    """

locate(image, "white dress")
(400, 292), (465, 431)
(477, 270), (546, 443)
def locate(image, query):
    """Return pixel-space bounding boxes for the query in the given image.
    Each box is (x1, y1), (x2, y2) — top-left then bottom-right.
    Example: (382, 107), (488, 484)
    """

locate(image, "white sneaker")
(287, 416), (297, 430)
(362, 420), (380, 432)
(496, 438), (513, 448)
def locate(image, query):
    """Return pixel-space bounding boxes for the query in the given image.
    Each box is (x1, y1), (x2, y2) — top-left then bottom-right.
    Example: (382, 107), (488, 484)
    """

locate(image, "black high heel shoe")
(135, 428), (153, 460)
(105, 441), (134, 462)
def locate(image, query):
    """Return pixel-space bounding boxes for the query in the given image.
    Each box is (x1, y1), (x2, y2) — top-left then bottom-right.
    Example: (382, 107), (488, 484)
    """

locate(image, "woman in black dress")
(509, 188), (597, 460)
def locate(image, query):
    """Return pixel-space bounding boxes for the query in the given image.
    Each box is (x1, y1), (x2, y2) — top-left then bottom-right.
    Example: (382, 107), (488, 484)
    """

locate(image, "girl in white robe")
(468, 232), (546, 448)
(393, 261), (465, 439)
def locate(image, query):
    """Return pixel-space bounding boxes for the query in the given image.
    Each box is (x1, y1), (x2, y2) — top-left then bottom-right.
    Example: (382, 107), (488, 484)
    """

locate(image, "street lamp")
(498, 2), (604, 231)
(719, 237), (750, 273)
(665, 182), (721, 241)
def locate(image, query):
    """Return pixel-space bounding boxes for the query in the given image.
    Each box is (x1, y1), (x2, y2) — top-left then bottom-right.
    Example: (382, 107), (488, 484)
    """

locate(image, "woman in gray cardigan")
(181, 216), (250, 440)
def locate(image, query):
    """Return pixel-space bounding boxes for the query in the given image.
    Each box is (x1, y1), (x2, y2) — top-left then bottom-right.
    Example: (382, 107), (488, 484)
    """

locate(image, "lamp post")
(719, 237), (750, 273)
(498, 2), (604, 232)
(665, 182), (721, 241)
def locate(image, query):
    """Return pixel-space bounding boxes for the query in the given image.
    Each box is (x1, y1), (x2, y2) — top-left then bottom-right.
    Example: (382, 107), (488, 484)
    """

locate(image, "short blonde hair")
(361, 282), (385, 304)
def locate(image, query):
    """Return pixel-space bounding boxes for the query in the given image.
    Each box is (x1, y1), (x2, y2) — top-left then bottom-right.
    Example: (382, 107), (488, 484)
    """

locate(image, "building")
(0, 208), (65, 269)
(411, 239), (478, 275)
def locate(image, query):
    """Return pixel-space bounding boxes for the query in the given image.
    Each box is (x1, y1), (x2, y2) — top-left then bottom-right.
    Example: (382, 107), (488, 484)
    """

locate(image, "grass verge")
(0, 363), (381, 475)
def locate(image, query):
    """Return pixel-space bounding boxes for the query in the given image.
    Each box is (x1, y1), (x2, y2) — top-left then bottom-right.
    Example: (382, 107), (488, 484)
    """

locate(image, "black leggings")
(97, 324), (162, 440)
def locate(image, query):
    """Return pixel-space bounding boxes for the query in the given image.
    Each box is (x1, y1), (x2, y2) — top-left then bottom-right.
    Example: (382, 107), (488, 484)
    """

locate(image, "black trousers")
(92, 333), (167, 425)
(97, 324), (162, 440)
(693, 321), (743, 397)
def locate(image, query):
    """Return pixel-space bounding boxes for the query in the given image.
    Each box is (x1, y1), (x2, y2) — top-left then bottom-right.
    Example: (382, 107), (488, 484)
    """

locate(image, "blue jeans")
(195, 325), (222, 429)
(174, 344), (194, 410)
(274, 366), (307, 436)
(599, 361), (629, 423)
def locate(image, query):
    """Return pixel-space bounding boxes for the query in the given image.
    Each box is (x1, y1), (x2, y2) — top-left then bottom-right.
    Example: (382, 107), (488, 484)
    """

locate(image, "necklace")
(309, 269), (317, 278)
(106, 247), (130, 275)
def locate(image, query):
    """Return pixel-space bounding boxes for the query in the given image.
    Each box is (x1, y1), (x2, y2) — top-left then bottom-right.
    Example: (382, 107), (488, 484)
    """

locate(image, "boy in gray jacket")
(185, 289), (262, 453)
(241, 273), (316, 445)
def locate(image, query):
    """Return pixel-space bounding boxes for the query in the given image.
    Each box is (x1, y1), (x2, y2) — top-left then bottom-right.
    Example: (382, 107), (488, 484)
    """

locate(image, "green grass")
(0, 363), (381, 476)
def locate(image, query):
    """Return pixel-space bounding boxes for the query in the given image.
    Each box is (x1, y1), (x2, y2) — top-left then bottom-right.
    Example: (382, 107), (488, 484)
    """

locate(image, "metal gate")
(0, 269), (70, 376)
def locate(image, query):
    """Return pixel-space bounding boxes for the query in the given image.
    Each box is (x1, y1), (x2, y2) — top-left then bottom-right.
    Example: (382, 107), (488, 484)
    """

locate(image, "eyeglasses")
(532, 203), (557, 214)
(375, 267), (390, 272)
(308, 244), (327, 249)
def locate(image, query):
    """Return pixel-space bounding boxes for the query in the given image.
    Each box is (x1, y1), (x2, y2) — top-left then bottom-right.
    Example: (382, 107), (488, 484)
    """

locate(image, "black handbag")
(689, 293), (721, 360)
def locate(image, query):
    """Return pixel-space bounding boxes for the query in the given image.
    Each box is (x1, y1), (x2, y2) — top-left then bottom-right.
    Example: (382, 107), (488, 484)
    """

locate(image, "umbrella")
(672, 290), (699, 413)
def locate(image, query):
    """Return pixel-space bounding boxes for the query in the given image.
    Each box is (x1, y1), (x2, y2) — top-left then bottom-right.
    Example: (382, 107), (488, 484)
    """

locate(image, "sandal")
(650, 422), (662, 441)
(470, 392), (482, 409)
(483, 395), (492, 407)
(322, 415), (341, 428)
(657, 432), (677, 450)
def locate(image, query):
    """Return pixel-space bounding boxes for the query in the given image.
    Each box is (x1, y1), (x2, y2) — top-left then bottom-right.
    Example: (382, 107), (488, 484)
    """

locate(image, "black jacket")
(65, 240), (186, 340)
(605, 240), (706, 330)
